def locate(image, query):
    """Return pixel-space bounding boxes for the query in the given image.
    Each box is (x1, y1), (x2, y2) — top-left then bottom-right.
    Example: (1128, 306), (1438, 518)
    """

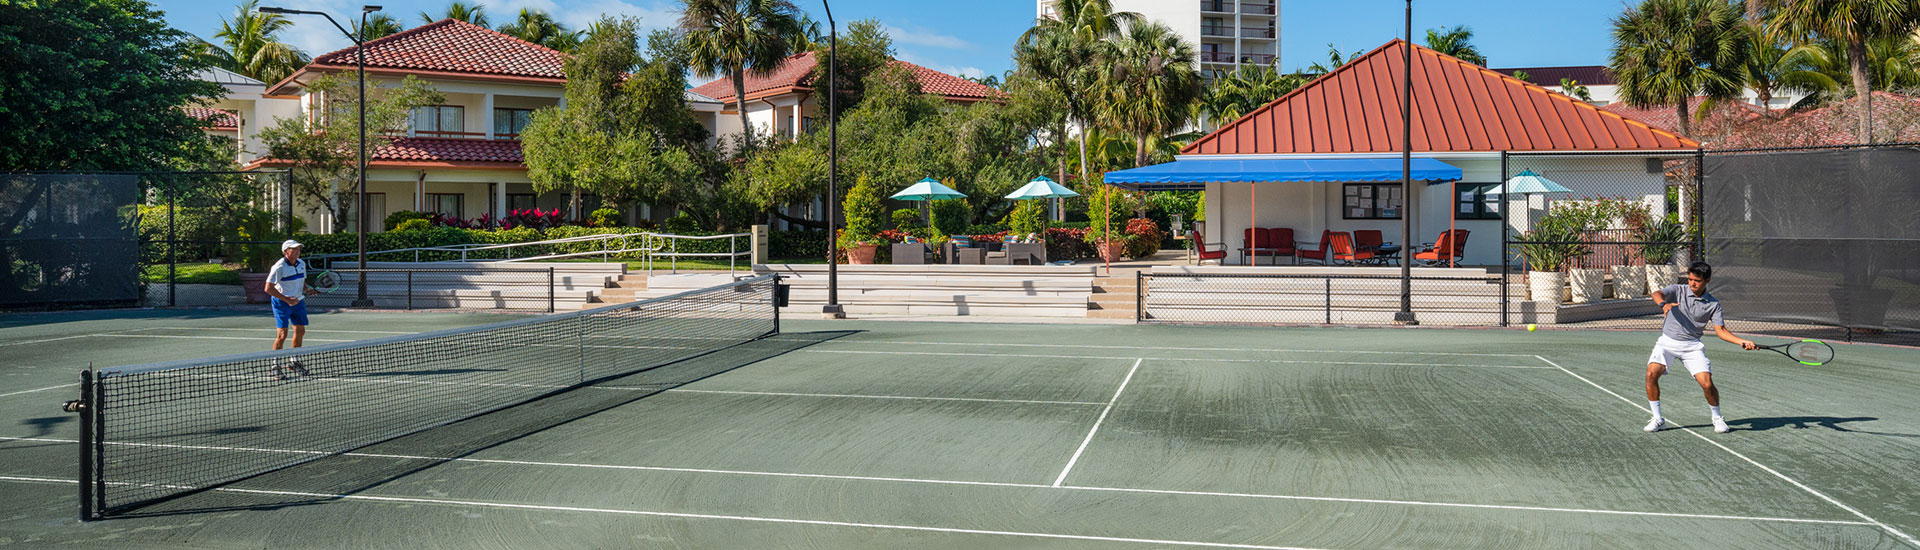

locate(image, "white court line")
(0, 436), (1874, 528)
(802, 349), (1553, 369)
(838, 341), (1538, 358)
(132, 327), (418, 335)
(1534, 355), (1920, 548)
(0, 384), (69, 398)
(0, 334), (100, 348)
(663, 389), (1104, 406)
(1054, 358), (1143, 487)
(0, 475), (1323, 550)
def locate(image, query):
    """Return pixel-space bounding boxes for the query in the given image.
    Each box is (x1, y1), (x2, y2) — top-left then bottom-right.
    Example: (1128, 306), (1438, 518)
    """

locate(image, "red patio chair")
(1297, 230), (1336, 264)
(1353, 230), (1386, 265)
(1414, 229), (1470, 266)
(1330, 232), (1373, 265)
(1191, 229), (1227, 264)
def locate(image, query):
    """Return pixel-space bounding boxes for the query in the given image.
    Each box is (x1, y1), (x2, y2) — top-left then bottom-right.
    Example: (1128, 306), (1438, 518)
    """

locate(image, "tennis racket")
(310, 270), (339, 294)
(1756, 339), (1835, 366)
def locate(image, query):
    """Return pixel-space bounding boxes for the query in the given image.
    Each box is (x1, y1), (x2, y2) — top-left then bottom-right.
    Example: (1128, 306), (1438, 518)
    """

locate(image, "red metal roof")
(688, 51), (1005, 103)
(305, 19), (567, 81)
(184, 107), (239, 130)
(1183, 40), (1698, 156)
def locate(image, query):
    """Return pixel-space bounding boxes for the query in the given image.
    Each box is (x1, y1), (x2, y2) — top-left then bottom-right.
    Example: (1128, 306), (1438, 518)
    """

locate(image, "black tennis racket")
(1756, 339), (1835, 366)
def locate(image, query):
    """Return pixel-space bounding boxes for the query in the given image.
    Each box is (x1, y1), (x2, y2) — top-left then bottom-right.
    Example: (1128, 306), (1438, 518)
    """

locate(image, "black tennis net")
(75, 274), (780, 519)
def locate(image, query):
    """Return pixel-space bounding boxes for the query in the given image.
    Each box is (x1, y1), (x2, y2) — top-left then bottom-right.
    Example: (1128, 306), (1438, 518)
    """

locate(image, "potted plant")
(1082, 184), (1133, 262)
(839, 230), (881, 264)
(1516, 209), (1585, 303)
(840, 175), (887, 265)
(1638, 218), (1686, 294)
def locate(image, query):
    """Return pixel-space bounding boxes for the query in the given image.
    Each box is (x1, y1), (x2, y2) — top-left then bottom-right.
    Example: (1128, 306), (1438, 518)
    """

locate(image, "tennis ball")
(1527, 324), (1537, 332)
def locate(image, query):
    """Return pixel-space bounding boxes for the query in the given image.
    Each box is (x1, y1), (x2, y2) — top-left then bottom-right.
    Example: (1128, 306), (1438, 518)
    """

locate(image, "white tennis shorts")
(1648, 335), (1711, 376)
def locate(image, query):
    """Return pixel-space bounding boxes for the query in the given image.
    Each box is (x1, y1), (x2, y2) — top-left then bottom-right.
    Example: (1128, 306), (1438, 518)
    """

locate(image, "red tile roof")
(184, 107), (239, 130)
(245, 137), (524, 170)
(688, 51), (1005, 103)
(1183, 40), (1698, 156)
(1673, 92), (1920, 149)
(1598, 98), (1767, 138)
(305, 19), (567, 81)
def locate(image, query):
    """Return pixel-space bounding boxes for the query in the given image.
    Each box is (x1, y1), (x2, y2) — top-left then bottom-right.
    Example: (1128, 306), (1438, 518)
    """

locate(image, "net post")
(548, 267), (556, 313)
(1134, 270), (1144, 322)
(91, 365), (105, 516)
(76, 368), (95, 521)
(772, 275), (783, 334)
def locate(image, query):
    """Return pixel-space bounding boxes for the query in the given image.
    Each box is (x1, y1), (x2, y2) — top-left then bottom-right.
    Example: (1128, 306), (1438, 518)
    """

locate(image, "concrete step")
(1087, 308), (1137, 319)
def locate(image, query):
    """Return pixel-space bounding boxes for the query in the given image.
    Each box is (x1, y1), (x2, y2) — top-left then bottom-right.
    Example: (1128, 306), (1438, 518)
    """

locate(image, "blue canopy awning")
(1103, 158), (1464, 191)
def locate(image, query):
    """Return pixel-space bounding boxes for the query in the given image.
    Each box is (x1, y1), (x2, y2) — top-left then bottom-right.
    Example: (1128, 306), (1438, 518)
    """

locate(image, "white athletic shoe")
(1712, 416), (1730, 433)
(1644, 417), (1666, 433)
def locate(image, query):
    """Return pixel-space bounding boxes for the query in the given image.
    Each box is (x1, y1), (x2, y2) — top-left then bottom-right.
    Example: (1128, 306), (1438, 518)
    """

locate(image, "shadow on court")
(112, 330), (858, 519)
(1731, 416), (1920, 437)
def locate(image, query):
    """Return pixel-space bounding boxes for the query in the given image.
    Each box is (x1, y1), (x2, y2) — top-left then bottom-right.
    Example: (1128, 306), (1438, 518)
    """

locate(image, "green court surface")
(1, 310), (1917, 549)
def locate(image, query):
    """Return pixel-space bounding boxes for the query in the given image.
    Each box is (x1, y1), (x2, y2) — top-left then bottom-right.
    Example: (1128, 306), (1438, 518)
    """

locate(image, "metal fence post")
(548, 267), (556, 313)
(1325, 277), (1332, 324)
(1499, 151), (1509, 327)
(167, 175), (176, 308)
(406, 271), (413, 311)
(1134, 270), (1144, 322)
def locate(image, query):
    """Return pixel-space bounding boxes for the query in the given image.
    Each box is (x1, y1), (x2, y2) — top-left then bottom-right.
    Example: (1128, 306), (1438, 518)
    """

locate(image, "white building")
(1492, 65), (1809, 109)
(1037, 0), (1280, 80)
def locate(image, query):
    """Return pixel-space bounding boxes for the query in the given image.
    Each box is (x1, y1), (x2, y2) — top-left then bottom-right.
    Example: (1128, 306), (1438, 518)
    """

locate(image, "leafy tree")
(1195, 63), (1309, 127)
(213, 0), (309, 84)
(257, 74), (443, 232)
(0, 0), (225, 171)
(1424, 25), (1487, 65)
(1611, 0), (1750, 137)
(1788, 35), (1919, 104)
(1560, 78), (1595, 101)
(1094, 22), (1203, 168)
(1770, 0), (1920, 142)
(1739, 33), (1839, 111)
(1305, 43), (1366, 74)
(1512, 69), (1535, 83)
(681, 0), (803, 146)
(1017, 0), (1140, 181)
(1012, 31), (1078, 184)
(810, 19), (896, 120)
(499, 8), (582, 52)
(352, 13), (403, 42)
(788, 11), (825, 51)
(420, 1), (489, 28)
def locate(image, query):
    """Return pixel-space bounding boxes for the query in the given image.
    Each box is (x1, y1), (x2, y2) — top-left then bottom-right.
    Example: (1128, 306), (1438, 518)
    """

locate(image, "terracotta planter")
(1612, 265), (1647, 299)
(1096, 242), (1126, 262)
(1528, 271), (1566, 303)
(1568, 268), (1605, 304)
(847, 244), (879, 265)
(1644, 264), (1681, 294)
(238, 272), (271, 304)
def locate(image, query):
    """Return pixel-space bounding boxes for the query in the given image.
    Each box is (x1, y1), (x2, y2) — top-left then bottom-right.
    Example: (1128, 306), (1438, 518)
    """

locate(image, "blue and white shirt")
(267, 258), (307, 302)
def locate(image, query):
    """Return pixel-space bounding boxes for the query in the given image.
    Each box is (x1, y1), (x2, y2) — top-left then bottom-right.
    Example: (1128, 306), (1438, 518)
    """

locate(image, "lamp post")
(821, 0), (844, 319)
(261, 5), (381, 307)
(1394, 0), (1418, 325)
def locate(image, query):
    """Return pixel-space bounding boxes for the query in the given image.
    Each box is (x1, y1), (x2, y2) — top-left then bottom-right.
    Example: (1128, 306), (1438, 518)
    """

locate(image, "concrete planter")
(1612, 265), (1647, 299)
(1568, 268), (1605, 304)
(1645, 264), (1681, 294)
(1529, 271), (1566, 303)
(238, 272), (271, 304)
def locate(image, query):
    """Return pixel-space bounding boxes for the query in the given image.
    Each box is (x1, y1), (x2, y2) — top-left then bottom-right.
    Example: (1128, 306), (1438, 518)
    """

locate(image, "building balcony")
(1201, 52), (1275, 65)
(1240, 2), (1276, 16)
(1201, 25), (1233, 38)
(1200, 0), (1231, 13)
(1241, 27), (1276, 39)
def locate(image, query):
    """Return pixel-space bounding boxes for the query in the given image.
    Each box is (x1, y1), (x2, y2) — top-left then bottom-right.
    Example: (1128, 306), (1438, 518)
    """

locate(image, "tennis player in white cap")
(265, 239), (315, 379)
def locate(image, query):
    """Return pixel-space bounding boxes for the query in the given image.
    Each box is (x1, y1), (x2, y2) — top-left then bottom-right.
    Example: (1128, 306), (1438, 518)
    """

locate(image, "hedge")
(298, 226), (829, 263)
(137, 205), (241, 263)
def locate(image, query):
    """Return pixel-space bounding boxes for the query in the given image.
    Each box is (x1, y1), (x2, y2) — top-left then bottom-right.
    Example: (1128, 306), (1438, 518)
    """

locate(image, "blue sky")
(155, 0), (1627, 84)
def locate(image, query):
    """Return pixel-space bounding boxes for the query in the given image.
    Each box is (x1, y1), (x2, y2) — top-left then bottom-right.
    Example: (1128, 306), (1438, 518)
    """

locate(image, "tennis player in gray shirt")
(1645, 262), (1755, 434)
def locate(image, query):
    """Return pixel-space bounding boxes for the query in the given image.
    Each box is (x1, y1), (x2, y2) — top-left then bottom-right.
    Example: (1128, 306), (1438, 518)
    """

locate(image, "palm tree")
(681, 0), (803, 146)
(1793, 36), (1920, 97)
(1017, 0), (1141, 180)
(1424, 25), (1487, 65)
(499, 8), (582, 52)
(1305, 43), (1367, 74)
(352, 13), (402, 42)
(1095, 22), (1203, 168)
(420, 1), (490, 28)
(1770, 0), (1920, 142)
(1610, 0), (1751, 138)
(1195, 63), (1309, 127)
(1014, 33), (1079, 183)
(214, 0), (309, 84)
(788, 12), (825, 51)
(1741, 35), (1841, 111)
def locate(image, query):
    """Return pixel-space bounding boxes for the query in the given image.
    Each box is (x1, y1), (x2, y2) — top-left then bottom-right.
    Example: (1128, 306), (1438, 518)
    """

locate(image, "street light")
(821, 0), (844, 319)
(261, 5), (382, 308)
(1394, 0), (1418, 326)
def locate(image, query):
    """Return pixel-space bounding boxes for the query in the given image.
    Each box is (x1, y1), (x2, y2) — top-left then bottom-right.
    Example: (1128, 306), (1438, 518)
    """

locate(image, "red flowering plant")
(1122, 218), (1164, 259)
(506, 208), (565, 231)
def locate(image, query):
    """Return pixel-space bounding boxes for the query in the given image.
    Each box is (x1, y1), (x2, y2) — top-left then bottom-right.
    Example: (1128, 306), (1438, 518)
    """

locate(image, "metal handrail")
(308, 231), (751, 274)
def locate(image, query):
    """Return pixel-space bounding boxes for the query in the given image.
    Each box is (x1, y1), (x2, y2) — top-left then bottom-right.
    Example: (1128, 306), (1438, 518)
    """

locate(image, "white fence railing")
(309, 232), (751, 274)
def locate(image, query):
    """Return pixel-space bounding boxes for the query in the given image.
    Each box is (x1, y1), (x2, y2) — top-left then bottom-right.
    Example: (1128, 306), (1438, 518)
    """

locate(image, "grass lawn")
(142, 262), (242, 285)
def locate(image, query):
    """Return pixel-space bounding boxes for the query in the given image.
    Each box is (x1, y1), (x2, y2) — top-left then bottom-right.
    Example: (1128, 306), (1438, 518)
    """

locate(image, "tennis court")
(1, 287), (1917, 548)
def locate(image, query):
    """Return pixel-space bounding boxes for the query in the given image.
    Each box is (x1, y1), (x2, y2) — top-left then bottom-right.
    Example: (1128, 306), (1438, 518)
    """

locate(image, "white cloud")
(951, 66), (986, 79)
(271, 0), (358, 56)
(884, 24), (970, 50)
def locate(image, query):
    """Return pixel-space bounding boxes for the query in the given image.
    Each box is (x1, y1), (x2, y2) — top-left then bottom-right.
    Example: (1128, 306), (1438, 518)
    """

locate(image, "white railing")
(309, 231), (752, 274)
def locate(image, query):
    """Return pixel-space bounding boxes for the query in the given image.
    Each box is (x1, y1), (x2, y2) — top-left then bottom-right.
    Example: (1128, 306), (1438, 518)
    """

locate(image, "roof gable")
(308, 19), (568, 81)
(1184, 40), (1697, 156)
(688, 51), (1005, 103)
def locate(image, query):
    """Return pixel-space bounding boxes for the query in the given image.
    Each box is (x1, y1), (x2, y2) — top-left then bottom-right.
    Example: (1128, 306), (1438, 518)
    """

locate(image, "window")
(425, 193), (463, 219)
(412, 105), (465, 136)
(1455, 183), (1503, 220)
(507, 193), (536, 212)
(1343, 183), (1403, 220)
(493, 108), (533, 138)
(342, 193), (386, 231)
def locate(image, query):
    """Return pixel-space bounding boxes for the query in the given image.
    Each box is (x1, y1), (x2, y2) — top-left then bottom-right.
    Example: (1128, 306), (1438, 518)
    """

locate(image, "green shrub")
(963, 223), (1010, 235)
(929, 199), (970, 236)
(1122, 218), (1163, 259)
(136, 204), (234, 263)
(660, 213), (700, 233)
(842, 174), (886, 240)
(394, 218), (432, 232)
(891, 209), (920, 230)
(383, 210), (431, 231)
(588, 208), (622, 227)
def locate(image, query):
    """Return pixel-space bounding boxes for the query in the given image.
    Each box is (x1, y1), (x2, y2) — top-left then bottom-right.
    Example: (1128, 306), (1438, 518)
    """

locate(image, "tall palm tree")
(1770, 0), (1920, 142)
(788, 12), (825, 51)
(1195, 63), (1309, 127)
(1610, 0), (1751, 138)
(681, 0), (802, 146)
(1424, 25), (1487, 65)
(1793, 36), (1920, 97)
(1305, 43), (1367, 74)
(499, 8), (582, 52)
(1014, 32), (1079, 182)
(352, 13), (402, 42)
(1741, 35), (1841, 111)
(420, 1), (490, 28)
(215, 0), (309, 84)
(1095, 22), (1203, 168)
(1017, 0), (1141, 180)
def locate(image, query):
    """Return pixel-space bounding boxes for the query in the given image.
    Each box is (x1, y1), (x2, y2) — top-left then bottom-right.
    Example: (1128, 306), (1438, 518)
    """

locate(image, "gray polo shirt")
(1660, 284), (1724, 342)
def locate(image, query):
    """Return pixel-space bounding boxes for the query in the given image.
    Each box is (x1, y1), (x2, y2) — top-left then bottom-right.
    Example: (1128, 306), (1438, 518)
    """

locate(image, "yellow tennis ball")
(1527, 324), (1537, 332)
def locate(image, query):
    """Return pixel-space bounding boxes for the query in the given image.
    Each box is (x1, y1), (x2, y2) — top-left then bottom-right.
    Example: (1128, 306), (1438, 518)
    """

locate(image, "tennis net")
(74, 274), (780, 519)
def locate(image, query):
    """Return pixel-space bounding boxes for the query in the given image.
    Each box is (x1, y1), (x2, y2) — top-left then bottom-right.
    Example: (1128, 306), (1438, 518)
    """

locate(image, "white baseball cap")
(281, 240), (303, 251)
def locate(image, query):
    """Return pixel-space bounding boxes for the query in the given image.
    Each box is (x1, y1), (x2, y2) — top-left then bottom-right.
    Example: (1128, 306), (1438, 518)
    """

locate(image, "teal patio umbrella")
(1005, 176), (1080, 225)
(890, 178), (966, 225)
(1485, 169), (1573, 196)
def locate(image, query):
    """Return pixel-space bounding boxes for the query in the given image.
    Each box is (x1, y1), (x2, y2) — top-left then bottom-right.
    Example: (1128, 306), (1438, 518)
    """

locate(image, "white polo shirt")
(267, 258), (307, 302)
